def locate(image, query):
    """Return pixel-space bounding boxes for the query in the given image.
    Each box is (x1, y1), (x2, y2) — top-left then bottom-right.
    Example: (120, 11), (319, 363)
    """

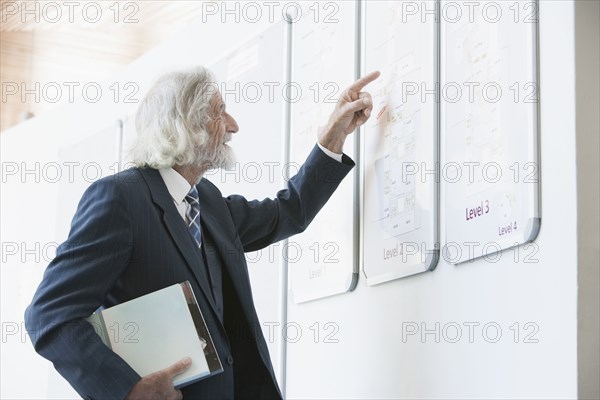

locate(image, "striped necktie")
(185, 186), (201, 247)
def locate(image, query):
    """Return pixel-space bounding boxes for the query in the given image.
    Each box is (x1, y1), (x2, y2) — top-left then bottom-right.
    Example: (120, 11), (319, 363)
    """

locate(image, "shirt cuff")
(317, 142), (343, 163)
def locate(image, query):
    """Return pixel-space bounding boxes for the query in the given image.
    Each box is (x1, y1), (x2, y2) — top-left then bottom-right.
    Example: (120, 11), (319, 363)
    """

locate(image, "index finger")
(165, 357), (192, 377)
(348, 70), (381, 92)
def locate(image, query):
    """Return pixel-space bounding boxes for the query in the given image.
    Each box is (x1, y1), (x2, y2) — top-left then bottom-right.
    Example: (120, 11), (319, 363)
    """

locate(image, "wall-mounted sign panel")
(442, 0), (540, 264)
(289, 2), (358, 303)
(362, 0), (440, 285)
(56, 121), (122, 241)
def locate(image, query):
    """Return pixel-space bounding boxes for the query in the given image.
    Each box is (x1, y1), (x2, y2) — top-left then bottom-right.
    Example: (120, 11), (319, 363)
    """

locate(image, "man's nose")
(226, 113), (239, 134)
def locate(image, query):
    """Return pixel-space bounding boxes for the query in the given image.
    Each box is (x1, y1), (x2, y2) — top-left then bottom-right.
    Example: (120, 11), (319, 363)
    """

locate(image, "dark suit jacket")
(24, 145), (354, 399)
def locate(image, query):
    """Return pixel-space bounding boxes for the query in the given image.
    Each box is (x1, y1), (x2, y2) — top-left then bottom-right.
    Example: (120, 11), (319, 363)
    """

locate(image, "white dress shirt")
(317, 142), (343, 163)
(158, 167), (194, 221)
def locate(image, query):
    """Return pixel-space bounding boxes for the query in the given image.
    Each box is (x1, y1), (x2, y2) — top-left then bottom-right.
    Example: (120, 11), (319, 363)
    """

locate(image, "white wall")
(1, 1), (595, 399)
(284, 1), (580, 398)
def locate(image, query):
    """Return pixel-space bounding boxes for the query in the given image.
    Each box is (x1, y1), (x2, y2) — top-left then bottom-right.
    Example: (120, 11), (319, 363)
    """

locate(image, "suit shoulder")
(91, 168), (144, 187)
(84, 168), (146, 199)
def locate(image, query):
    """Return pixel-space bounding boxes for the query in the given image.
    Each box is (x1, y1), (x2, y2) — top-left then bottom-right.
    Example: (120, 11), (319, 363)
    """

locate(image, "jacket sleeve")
(24, 176), (142, 399)
(225, 144), (355, 252)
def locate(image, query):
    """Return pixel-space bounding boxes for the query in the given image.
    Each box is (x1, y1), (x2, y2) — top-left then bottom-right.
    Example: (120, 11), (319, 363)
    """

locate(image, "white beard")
(209, 143), (236, 170)
(194, 138), (236, 172)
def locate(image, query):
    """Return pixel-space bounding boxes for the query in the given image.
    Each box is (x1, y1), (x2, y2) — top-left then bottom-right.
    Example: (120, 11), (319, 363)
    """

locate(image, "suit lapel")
(138, 168), (218, 314)
(197, 180), (254, 310)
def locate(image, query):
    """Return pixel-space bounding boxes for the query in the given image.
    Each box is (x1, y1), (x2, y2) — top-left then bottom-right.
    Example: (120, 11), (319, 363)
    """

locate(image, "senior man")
(25, 66), (380, 399)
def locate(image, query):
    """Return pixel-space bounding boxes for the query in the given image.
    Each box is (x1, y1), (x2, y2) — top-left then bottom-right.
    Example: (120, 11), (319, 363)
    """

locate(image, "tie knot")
(185, 186), (199, 205)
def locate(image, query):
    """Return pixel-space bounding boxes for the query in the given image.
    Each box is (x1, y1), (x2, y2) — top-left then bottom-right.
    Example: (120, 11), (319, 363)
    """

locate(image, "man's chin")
(203, 148), (236, 170)
(194, 144), (237, 172)
(219, 146), (236, 169)
(220, 154), (236, 170)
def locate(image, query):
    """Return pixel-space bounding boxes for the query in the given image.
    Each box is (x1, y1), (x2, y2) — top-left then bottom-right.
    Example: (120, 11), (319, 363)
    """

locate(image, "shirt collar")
(158, 167), (193, 204)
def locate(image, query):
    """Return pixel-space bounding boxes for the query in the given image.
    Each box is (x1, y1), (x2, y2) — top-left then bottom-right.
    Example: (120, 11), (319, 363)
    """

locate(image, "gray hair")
(129, 66), (217, 168)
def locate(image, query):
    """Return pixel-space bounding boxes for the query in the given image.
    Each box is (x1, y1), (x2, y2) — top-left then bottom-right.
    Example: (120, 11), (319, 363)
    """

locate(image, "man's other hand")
(125, 357), (192, 400)
(319, 70), (381, 154)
